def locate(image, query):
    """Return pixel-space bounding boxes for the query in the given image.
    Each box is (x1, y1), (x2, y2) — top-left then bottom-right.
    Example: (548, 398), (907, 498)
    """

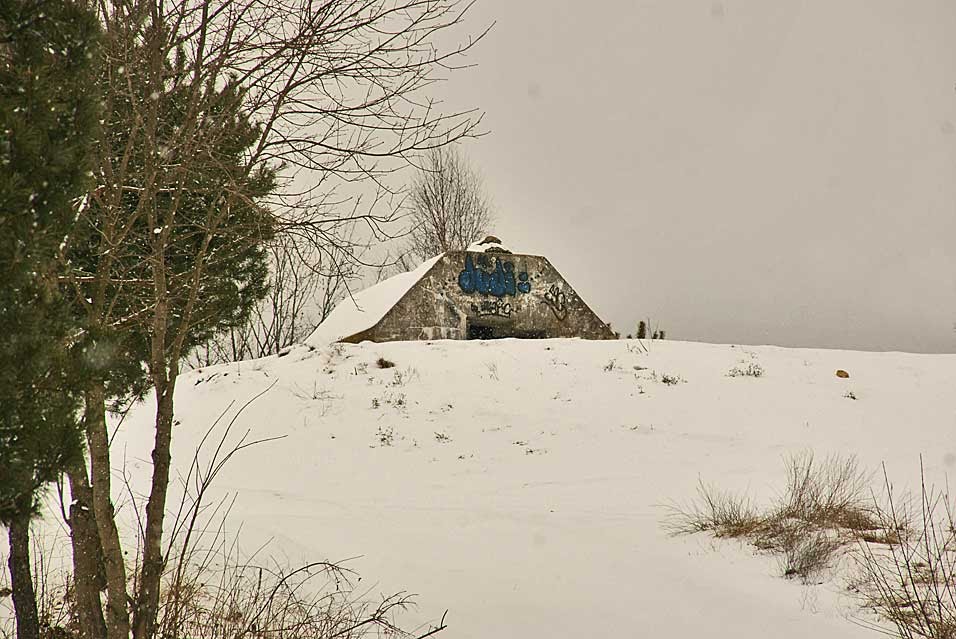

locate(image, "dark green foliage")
(636, 320), (647, 339)
(70, 47), (275, 399)
(0, 0), (99, 521)
(157, 80), (275, 346)
(0, 10), (99, 635)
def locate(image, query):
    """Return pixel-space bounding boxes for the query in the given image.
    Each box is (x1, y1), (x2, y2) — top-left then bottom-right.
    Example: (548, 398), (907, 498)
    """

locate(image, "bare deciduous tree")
(406, 145), (494, 262)
(190, 233), (362, 366)
(57, 2), (488, 639)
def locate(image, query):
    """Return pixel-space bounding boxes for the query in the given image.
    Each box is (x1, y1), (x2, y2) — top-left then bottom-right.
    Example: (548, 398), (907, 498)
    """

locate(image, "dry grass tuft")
(727, 362), (764, 378)
(664, 481), (762, 538)
(668, 451), (876, 583)
(669, 453), (956, 634)
(776, 451), (879, 532)
(777, 523), (844, 581)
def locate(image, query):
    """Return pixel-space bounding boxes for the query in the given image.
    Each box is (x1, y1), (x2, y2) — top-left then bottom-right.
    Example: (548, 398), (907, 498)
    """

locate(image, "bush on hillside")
(669, 452), (956, 636)
(727, 362), (764, 378)
(666, 452), (878, 583)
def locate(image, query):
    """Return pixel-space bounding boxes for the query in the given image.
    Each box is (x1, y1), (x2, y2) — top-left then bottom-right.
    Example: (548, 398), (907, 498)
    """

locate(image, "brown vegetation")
(669, 452), (956, 638)
(666, 452), (879, 583)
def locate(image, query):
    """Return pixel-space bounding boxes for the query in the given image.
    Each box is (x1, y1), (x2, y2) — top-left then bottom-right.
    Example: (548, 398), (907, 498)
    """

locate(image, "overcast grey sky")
(431, 0), (956, 353)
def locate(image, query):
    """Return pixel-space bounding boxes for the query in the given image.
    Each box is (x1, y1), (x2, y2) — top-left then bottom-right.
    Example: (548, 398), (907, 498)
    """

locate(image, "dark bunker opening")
(466, 322), (546, 340)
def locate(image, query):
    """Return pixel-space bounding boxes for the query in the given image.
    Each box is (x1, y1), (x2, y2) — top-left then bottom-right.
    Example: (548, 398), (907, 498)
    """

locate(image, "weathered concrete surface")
(343, 251), (615, 342)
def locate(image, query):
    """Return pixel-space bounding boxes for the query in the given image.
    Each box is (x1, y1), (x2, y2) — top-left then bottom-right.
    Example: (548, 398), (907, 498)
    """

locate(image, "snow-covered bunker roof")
(305, 253), (443, 346)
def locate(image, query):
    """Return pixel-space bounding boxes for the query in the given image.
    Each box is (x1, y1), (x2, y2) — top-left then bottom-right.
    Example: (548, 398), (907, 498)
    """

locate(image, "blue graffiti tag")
(517, 272), (531, 294)
(458, 255), (531, 298)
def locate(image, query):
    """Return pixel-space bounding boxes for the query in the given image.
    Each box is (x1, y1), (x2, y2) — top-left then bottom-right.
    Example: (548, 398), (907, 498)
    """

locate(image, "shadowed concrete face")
(344, 251), (615, 342)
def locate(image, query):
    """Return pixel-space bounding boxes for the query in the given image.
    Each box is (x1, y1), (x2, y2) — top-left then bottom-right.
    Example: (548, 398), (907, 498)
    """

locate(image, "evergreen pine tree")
(0, 2), (100, 638)
(637, 320), (647, 339)
(58, 37), (276, 639)
(71, 53), (276, 398)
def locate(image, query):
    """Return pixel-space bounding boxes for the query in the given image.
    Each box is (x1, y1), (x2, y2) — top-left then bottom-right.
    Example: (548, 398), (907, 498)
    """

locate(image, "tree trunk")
(84, 381), (131, 639)
(131, 382), (175, 639)
(7, 512), (39, 639)
(66, 462), (108, 639)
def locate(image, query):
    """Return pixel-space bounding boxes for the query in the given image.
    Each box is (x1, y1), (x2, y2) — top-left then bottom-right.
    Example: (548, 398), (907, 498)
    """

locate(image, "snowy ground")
(69, 340), (956, 637)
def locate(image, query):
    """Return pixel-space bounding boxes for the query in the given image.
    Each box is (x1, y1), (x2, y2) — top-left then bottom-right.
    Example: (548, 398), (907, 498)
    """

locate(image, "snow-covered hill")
(114, 338), (956, 638)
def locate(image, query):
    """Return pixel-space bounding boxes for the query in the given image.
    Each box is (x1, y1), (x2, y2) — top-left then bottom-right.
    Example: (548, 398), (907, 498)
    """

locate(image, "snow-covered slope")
(113, 339), (956, 638)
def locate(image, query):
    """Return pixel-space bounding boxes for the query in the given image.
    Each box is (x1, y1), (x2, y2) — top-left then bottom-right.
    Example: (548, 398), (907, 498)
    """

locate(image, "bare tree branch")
(405, 144), (493, 263)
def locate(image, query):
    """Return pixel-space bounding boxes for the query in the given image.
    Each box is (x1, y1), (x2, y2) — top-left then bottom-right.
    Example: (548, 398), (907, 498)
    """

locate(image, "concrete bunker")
(305, 237), (616, 345)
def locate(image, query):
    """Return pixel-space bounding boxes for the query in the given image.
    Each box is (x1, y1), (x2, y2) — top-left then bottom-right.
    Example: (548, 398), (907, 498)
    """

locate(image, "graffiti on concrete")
(470, 299), (513, 318)
(458, 254), (531, 298)
(543, 284), (568, 321)
(517, 271), (531, 294)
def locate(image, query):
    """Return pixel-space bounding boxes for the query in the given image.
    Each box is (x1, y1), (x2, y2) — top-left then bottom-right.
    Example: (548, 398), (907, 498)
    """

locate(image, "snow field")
(97, 339), (956, 638)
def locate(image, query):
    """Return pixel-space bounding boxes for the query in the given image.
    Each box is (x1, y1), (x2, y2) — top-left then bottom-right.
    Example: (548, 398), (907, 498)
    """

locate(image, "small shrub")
(844, 391), (857, 400)
(604, 359), (616, 372)
(779, 524), (844, 582)
(665, 481), (762, 538)
(388, 367), (417, 387)
(376, 357), (395, 369)
(376, 391), (405, 409)
(727, 362), (764, 378)
(434, 432), (450, 443)
(777, 451), (878, 531)
(660, 373), (684, 386)
(375, 426), (394, 446)
(668, 452), (880, 585)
